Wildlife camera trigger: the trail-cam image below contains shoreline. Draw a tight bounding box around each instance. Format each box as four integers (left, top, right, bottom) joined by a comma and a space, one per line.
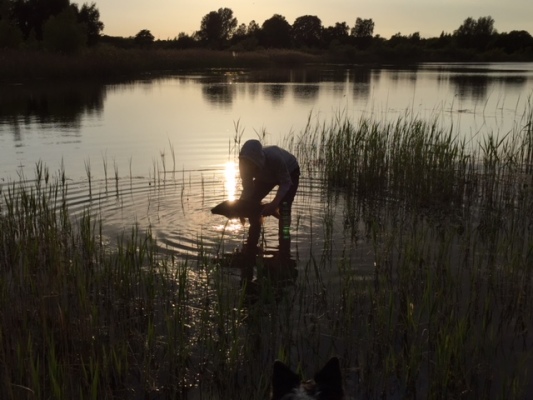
2, 46, 532, 84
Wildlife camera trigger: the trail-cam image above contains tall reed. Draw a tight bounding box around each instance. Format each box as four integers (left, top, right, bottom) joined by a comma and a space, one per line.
1, 102, 532, 399
286, 102, 533, 398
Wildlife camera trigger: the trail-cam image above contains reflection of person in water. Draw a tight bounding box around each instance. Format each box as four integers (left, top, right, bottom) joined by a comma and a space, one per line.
238, 139, 300, 257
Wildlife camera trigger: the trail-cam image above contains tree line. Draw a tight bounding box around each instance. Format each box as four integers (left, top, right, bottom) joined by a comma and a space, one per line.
1, 2, 532, 61
169, 11, 533, 61
0, 0, 103, 52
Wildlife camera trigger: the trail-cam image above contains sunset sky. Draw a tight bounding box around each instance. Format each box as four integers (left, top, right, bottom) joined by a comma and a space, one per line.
94, 0, 532, 40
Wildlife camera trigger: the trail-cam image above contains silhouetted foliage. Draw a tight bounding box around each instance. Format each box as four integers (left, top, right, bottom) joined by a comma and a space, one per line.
0, 0, 9, 19
323, 22, 350, 46
2, 3, 533, 65
351, 18, 374, 38
260, 14, 291, 48
454, 16, 496, 50
76, 2, 103, 45
292, 15, 323, 48
351, 18, 374, 49
492, 30, 533, 54
198, 7, 237, 49
0, 18, 23, 48
389, 32, 421, 48
233, 23, 247, 39
229, 20, 260, 50
43, 6, 87, 54
425, 32, 454, 50
100, 34, 134, 49
134, 29, 154, 47
247, 20, 260, 36
3, 0, 103, 48
10, 0, 70, 40
174, 32, 198, 49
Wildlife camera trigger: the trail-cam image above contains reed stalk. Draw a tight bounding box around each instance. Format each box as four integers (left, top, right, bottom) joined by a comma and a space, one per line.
1, 103, 532, 399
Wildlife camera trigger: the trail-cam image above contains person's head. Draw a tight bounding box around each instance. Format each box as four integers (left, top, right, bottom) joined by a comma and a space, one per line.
239, 139, 265, 170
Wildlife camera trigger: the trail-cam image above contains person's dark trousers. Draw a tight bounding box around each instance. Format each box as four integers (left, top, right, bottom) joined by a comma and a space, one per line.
245, 168, 300, 257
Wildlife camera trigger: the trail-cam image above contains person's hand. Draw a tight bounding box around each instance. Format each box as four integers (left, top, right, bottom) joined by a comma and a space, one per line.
261, 202, 279, 217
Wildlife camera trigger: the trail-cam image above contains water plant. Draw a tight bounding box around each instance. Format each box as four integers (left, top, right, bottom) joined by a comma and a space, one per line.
285, 102, 533, 398
1, 102, 532, 399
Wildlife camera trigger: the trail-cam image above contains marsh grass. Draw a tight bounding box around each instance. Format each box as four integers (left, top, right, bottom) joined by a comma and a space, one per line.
285, 103, 533, 398
1, 103, 533, 399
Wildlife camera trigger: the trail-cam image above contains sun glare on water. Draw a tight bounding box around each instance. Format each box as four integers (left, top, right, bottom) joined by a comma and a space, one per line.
212, 161, 243, 235
225, 161, 238, 201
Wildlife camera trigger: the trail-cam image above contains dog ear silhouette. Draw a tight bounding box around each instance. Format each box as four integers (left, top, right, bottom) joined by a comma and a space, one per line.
313, 357, 343, 399
272, 360, 301, 399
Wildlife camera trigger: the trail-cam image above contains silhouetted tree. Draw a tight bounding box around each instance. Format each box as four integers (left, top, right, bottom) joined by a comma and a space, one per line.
229, 20, 260, 50
476, 16, 496, 36
134, 29, 154, 47
10, 0, 70, 40
76, 2, 103, 45
0, 0, 9, 19
454, 16, 496, 50
0, 1, 23, 48
323, 22, 350, 46
198, 7, 237, 48
493, 30, 533, 54
0, 19, 23, 48
247, 20, 260, 36
351, 18, 374, 38
454, 17, 476, 40
351, 18, 374, 49
389, 31, 421, 46
426, 31, 453, 50
260, 14, 291, 48
6, 0, 103, 47
43, 5, 86, 53
291, 15, 323, 48
198, 10, 218, 43
388, 32, 406, 47
234, 23, 246, 38
174, 32, 197, 49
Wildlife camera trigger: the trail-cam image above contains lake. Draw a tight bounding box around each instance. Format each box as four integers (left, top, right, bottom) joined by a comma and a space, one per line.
2, 62, 533, 399
1, 62, 533, 264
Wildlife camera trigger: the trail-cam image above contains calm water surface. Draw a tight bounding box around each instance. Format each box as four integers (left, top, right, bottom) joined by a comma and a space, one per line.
1, 62, 533, 266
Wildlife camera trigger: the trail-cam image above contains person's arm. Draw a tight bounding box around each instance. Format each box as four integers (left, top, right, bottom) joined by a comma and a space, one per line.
271, 181, 290, 207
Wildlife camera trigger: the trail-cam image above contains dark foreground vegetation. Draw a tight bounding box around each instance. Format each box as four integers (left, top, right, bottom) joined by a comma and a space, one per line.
1, 104, 533, 399
0, 47, 324, 82
1, 0, 532, 82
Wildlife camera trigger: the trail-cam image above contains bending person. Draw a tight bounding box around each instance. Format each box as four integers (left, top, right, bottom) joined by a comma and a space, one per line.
238, 139, 300, 257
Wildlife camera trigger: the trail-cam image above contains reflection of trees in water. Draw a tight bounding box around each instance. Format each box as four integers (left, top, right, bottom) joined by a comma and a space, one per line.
247, 68, 322, 83
289, 69, 321, 83
245, 83, 259, 100
0, 82, 106, 132
263, 84, 286, 103
202, 84, 233, 105
383, 67, 419, 84
451, 74, 528, 101
293, 84, 320, 102
350, 68, 373, 100
201, 67, 362, 105
451, 75, 489, 101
